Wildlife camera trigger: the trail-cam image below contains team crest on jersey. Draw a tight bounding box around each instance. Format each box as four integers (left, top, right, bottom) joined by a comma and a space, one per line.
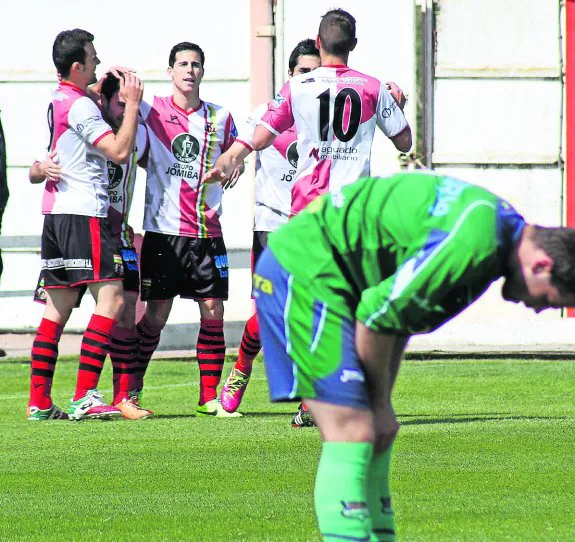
205, 121, 216, 133
107, 161, 123, 189
272, 93, 285, 107
286, 142, 299, 169
172, 133, 200, 163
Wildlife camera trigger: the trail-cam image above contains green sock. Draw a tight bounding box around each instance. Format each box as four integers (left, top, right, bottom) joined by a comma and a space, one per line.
314, 442, 374, 541
367, 447, 396, 541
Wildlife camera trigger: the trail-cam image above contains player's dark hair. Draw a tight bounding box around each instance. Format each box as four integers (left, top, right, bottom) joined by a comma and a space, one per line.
169, 42, 205, 68
318, 9, 356, 56
532, 226, 575, 294
288, 39, 320, 72
101, 72, 122, 102
52, 29, 94, 78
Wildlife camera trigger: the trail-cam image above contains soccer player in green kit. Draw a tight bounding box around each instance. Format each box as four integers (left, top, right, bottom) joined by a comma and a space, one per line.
253, 172, 575, 541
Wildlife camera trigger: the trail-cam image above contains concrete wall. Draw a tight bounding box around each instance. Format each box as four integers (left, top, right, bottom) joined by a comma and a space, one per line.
0, 1, 570, 350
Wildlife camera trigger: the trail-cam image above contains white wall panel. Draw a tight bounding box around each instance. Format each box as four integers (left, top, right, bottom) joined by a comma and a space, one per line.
433, 79, 562, 164
436, 0, 561, 76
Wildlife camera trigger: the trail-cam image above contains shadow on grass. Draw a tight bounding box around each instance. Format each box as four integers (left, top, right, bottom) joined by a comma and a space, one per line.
400, 414, 565, 426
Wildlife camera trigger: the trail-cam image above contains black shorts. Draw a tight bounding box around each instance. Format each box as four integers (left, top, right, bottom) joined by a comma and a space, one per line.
33, 243, 138, 305
140, 232, 228, 301
251, 231, 269, 274
40, 214, 123, 288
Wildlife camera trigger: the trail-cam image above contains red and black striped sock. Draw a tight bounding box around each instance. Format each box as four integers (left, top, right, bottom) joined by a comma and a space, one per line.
235, 313, 260, 375
110, 326, 138, 404
134, 315, 163, 391
29, 318, 63, 409
197, 319, 225, 405
73, 314, 115, 400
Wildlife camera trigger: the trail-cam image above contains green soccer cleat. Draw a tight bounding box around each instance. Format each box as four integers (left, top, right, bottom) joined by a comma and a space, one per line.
291, 402, 315, 428
27, 404, 68, 421
196, 398, 243, 418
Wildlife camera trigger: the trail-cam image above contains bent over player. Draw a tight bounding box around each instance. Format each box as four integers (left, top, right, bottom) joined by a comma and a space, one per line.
254, 172, 575, 540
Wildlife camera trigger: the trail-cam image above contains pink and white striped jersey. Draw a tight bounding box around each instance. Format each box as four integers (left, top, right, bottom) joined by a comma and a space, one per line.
106, 125, 148, 247
259, 66, 408, 215
240, 103, 298, 232
40, 82, 114, 217
140, 96, 237, 238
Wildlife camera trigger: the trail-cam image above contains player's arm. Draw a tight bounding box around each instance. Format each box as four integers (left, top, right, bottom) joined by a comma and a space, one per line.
95, 72, 143, 164
355, 324, 407, 451
390, 126, 412, 153
377, 82, 412, 153
29, 151, 61, 184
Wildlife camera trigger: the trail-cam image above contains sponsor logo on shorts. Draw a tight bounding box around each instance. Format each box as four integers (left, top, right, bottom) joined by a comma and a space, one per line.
41, 258, 93, 270
253, 273, 273, 295
339, 369, 365, 384
113, 254, 124, 276
214, 254, 228, 278
340, 501, 369, 521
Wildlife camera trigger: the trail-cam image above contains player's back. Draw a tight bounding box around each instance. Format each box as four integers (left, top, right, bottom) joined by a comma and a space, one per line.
268, 172, 516, 323
261, 66, 407, 215
41, 83, 112, 217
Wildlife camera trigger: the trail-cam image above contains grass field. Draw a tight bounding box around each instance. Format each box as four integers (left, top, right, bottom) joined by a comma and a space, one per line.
0, 356, 574, 541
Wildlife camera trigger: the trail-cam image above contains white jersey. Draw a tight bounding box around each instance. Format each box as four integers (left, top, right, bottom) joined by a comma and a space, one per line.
140, 96, 237, 238
106, 125, 148, 247
240, 103, 298, 232
259, 65, 408, 215
40, 82, 113, 217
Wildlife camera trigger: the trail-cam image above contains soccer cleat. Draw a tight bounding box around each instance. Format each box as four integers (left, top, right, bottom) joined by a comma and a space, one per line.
196, 398, 243, 418
128, 388, 145, 407
27, 403, 68, 421
68, 390, 122, 421
220, 367, 251, 412
291, 402, 315, 428
114, 398, 153, 420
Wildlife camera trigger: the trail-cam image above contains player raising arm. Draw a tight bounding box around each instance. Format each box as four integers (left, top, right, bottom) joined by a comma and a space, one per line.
207, 8, 411, 218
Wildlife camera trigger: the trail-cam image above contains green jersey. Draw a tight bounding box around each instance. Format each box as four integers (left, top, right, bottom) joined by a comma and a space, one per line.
268, 172, 525, 335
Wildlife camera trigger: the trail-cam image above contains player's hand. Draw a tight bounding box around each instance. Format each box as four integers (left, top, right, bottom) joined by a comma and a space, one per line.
385, 81, 407, 111
41, 151, 62, 182
202, 167, 227, 185
120, 71, 144, 106
221, 158, 245, 190
107, 65, 135, 79
372, 402, 400, 453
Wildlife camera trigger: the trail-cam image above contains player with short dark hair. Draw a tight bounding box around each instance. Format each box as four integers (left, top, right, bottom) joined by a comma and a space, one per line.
220, 39, 320, 413
33, 71, 152, 420
133, 42, 240, 417
253, 171, 575, 540
209, 8, 411, 216
27, 29, 143, 421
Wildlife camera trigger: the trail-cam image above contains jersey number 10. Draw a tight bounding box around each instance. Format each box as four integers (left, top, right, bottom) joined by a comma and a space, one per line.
317, 88, 361, 142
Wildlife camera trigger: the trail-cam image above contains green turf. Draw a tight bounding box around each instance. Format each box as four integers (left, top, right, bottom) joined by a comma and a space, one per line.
0, 357, 573, 541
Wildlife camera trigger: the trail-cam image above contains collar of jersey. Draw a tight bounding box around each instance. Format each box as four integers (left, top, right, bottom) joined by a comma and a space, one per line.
321, 64, 348, 68
59, 81, 87, 95
170, 96, 204, 115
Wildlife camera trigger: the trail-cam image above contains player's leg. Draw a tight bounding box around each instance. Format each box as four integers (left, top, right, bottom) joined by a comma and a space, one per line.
134, 232, 181, 396
255, 247, 375, 539
221, 231, 267, 412
28, 286, 78, 420
109, 246, 152, 419
186, 237, 238, 417
64, 216, 124, 420
28, 215, 77, 421
366, 336, 408, 542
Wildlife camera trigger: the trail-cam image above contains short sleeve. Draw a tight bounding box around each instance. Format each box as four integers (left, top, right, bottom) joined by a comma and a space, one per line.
375, 84, 408, 138
260, 81, 294, 136
68, 97, 113, 146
